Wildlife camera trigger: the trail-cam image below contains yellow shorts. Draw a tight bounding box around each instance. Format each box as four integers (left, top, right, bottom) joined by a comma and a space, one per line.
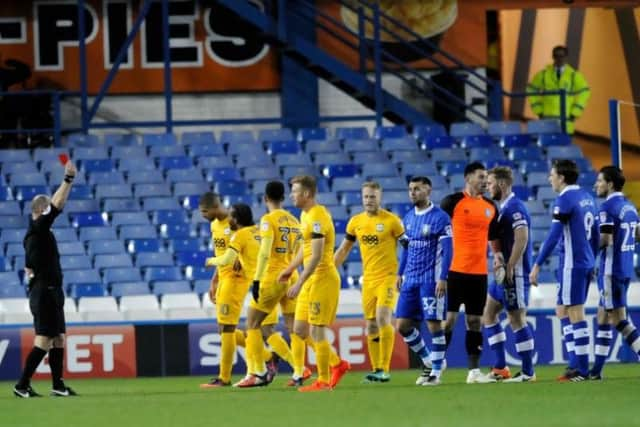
252, 272, 298, 325
216, 275, 251, 325
362, 275, 398, 319
295, 267, 340, 326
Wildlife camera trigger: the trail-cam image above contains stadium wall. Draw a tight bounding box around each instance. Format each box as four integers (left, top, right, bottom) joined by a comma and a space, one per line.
1, 309, 638, 380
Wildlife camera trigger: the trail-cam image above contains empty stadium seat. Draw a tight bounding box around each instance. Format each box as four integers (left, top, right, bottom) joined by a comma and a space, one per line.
79, 226, 117, 241
60, 255, 91, 270
305, 139, 342, 155
412, 123, 447, 141
361, 162, 398, 179
157, 156, 193, 171
175, 250, 208, 266
422, 135, 455, 150
78, 296, 124, 322
468, 147, 506, 163
500, 134, 530, 148
0, 215, 27, 229
450, 122, 485, 138
110, 145, 146, 159
214, 180, 247, 196
182, 131, 215, 146
119, 294, 165, 321
149, 144, 185, 158
185, 265, 211, 280
546, 145, 582, 160
527, 119, 562, 135
374, 125, 407, 140
71, 212, 108, 228
14, 185, 49, 201
198, 156, 234, 169
111, 211, 150, 226
335, 127, 369, 140
142, 197, 179, 211
136, 252, 174, 268
204, 167, 241, 182
111, 282, 151, 298
94, 253, 133, 270
487, 121, 522, 136
343, 138, 378, 153
127, 238, 162, 253
52, 227, 79, 242
64, 269, 102, 285
266, 140, 300, 155
119, 224, 158, 240
461, 135, 493, 149
103, 267, 142, 285
538, 133, 571, 147
187, 143, 225, 157
145, 266, 183, 282
88, 171, 126, 185
0, 298, 31, 324
102, 198, 140, 213
118, 158, 158, 172
80, 159, 115, 173
296, 127, 328, 143
73, 146, 109, 160
0, 149, 31, 163
9, 172, 47, 186
161, 292, 207, 319
134, 183, 172, 198
169, 238, 202, 253
95, 184, 133, 200
70, 283, 107, 298
87, 239, 124, 256
352, 152, 388, 165
142, 133, 177, 146
323, 164, 358, 179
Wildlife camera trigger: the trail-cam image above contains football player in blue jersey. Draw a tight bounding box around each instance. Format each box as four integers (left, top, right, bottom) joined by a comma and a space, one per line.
590, 165, 640, 379
530, 159, 599, 382
396, 176, 453, 386
480, 167, 536, 383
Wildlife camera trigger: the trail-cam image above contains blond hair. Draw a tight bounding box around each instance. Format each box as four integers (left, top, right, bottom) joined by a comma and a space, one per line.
488, 166, 513, 186
361, 181, 381, 191
290, 175, 317, 196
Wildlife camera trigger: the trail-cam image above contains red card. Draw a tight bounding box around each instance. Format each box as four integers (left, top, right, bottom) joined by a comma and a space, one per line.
58, 154, 69, 166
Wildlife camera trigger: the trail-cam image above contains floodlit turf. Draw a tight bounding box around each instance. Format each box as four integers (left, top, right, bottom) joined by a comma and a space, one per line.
1, 364, 638, 427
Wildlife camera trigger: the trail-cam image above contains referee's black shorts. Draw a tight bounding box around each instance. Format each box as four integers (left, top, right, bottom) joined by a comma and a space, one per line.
446, 271, 488, 316
28, 285, 66, 337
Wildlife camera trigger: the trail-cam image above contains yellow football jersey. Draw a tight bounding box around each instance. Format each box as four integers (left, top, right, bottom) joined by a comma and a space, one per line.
300, 204, 335, 272
211, 216, 234, 279
228, 225, 261, 281
260, 209, 302, 276
345, 209, 404, 282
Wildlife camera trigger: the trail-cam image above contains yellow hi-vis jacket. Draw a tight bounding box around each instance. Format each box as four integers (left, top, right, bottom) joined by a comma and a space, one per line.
527, 64, 591, 134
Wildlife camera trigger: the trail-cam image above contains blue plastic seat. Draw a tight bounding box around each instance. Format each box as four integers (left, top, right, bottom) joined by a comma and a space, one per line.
142, 133, 177, 146
361, 162, 398, 179
33, 148, 67, 163
296, 127, 328, 143
110, 145, 147, 159
422, 135, 455, 150
182, 131, 215, 146
487, 121, 522, 137
335, 127, 369, 140
243, 167, 279, 183
51, 227, 79, 242
281, 166, 316, 182
119, 224, 158, 240
142, 197, 179, 211
527, 172, 550, 187
447, 173, 465, 190
214, 180, 247, 196
351, 151, 387, 164
126, 238, 162, 253
118, 158, 157, 172
461, 135, 493, 149
9, 172, 46, 186
165, 169, 201, 184
173, 182, 211, 198
102, 198, 140, 213
159, 223, 192, 239
71, 212, 108, 228
72, 146, 109, 160
63, 269, 102, 285
274, 153, 312, 168
500, 134, 531, 148
538, 133, 571, 147
193, 279, 211, 295
440, 161, 467, 177
512, 185, 532, 201
95, 184, 133, 200
305, 139, 342, 155
0, 149, 31, 163
152, 209, 188, 225
169, 238, 201, 253
468, 147, 506, 163
157, 156, 193, 171
70, 283, 107, 298
14, 185, 49, 201
0, 186, 12, 201
390, 150, 429, 164
67, 133, 100, 146
4, 242, 23, 259
88, 171, 126, 185
376, 176, 406, 192
259, 128, 294, 144
106, 134, 139, 148
536, 186, 557, 203
127, 170, 164, 185
79, 226, 117, 242
134, 183, 172, 198
235, 153, 272, 169
103, 267, 142, 285
340, 191, 361, 207
187, 143, 225, 157
578, 172, 597, 187
197, 156, 234, 169
111, 282, 151, 297
450, 122, 485, 138
80, 159, 115, 173
0, 285, 26, 298
152, 280, 191, 295
266, 140, 300, 155
412, 123, 447, 142
374, 125, 407, 140
0, 227, 26, 245
219, 130, 255, 146
87, 239, 124, 256
386, 202, 412, 217
343, 138, 379, 153
94, 253, 133, 270
111, 212, 150, 226
332, 177, 362, 193
328, 204, 348, 218
149, 145, 185, 158
0, 215, 27, 228
573, 158, 593, 173
431, 147, 467, 163
381, 137, 417, 152
181, 195, 201, 210
65, 199, 100, 214
204, 167, 241, 182
519, 160, 548, 175
58, 241, 86, 255
546, 145, 582, 160
508, 146, 543, 161
227, 142, 259, 157
175, 250, 208, 266
67, 185, 93, 200
323, 164, 358, 179
136, 252, 174, 268
527, 119, 562, 135
224, 194, 255, 206
185, 266, 212, 280
399, 162, 438, 180
145, 266, 183, 282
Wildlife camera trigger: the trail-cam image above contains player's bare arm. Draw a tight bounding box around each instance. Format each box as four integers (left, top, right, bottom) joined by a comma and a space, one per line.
287, 237, 324, 298
333, 238, 354, 268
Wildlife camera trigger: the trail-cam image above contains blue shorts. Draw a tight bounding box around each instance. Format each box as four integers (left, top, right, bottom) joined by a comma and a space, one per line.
598, 275, 630, 310
488, 276, 530, 312
396, 280, 446, 321
556, 267, 592, 306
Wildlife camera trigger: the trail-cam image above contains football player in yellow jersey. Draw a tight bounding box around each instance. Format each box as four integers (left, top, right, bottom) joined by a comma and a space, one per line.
235, 181, 311, 388
334, 181, 405, 383
198, 194, 264, 388
278, 175, 351, 392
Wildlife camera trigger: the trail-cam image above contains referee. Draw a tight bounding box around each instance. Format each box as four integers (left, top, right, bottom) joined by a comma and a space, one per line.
13, 159, 77, 398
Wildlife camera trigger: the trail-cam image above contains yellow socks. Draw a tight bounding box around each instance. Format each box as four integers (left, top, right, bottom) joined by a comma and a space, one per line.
234, 329, 246, 347
267, 333, 294, 367
246, 329, 265, 375
379, 325, 395, 373
220, 332, 236, 382
367, 334, 381, 371
314, 340, 331, 383
291, 333, 306, 378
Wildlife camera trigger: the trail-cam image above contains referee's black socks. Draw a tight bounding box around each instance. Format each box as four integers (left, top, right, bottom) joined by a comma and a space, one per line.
49, 347, 65, 389
17, 347, 47, 389
465, 331, 483, 369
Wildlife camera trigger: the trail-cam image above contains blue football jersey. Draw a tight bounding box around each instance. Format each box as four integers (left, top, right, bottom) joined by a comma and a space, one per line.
552, 185, 598, 269
599, 192, 639, 279
499, 193, 533, 278
402, 204, 452, 285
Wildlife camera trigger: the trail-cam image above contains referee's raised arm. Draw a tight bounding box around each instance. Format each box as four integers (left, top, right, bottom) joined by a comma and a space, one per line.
50, 160, 77, 210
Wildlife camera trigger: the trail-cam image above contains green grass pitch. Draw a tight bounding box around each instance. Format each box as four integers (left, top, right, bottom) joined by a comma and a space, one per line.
1, 364, 638, 427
